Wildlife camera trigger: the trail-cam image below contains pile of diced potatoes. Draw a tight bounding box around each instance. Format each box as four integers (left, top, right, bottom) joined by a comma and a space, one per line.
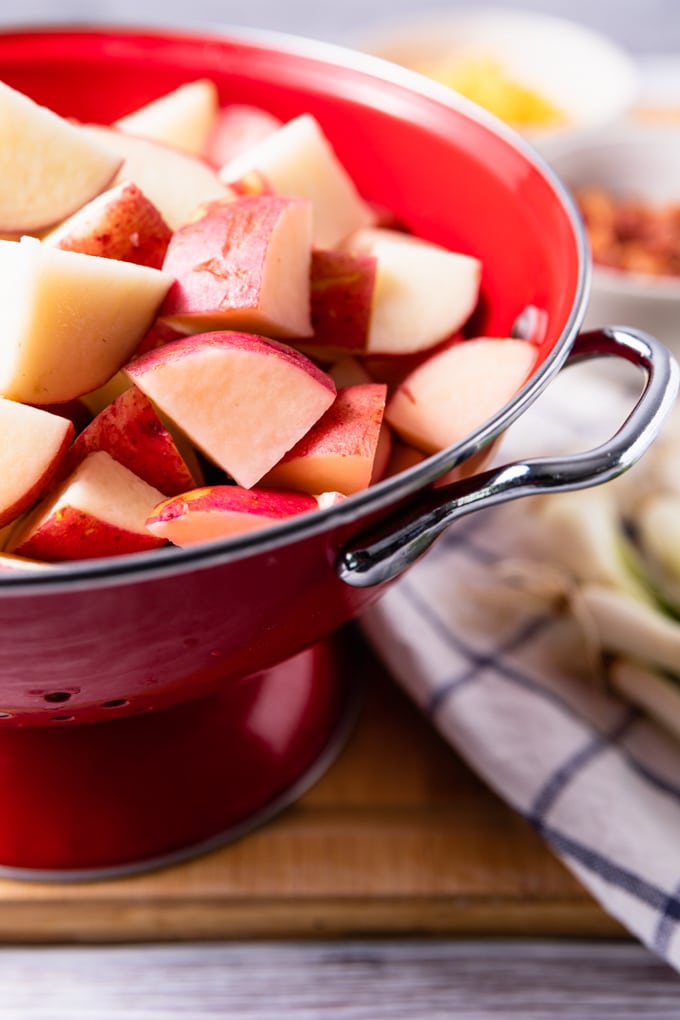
0, 78, 539, 568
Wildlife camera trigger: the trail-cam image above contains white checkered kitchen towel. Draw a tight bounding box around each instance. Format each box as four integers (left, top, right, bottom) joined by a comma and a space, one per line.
361, 358, 680, 971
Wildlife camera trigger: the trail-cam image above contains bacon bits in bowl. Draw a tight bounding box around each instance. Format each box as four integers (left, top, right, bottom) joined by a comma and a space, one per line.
542, 124, 680, 356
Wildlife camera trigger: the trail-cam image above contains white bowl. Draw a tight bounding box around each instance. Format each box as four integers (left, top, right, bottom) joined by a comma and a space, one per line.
360, 7, 639, 141
542, 124, 680, 357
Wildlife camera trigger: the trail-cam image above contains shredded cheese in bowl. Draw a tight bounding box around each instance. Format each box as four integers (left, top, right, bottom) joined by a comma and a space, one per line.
416, 54, 566, 130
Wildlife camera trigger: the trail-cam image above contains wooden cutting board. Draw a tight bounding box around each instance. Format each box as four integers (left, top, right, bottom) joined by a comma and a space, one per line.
0, 631, 623, 943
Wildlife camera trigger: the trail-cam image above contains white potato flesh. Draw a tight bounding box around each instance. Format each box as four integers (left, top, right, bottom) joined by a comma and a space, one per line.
344, 227, 482, 354
114, 79, 219, 156
0, 81, 122, 233
220, 113, 375, 247
83, 125, 229, 230
0, 237, 172, 404
386, 337, 537, 453
0, 399, 73, 525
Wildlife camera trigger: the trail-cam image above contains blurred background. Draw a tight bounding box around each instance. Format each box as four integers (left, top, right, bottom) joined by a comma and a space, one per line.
2, 0, 679, 54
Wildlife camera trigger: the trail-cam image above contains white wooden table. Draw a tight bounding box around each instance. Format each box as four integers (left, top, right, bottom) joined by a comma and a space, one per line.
0, 941, 677, 1018
0, 2, 679, 1013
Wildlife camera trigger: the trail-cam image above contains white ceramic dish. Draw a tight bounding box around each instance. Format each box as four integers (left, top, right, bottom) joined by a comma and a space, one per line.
542, 123, 680, 357
360, 7, 639, 141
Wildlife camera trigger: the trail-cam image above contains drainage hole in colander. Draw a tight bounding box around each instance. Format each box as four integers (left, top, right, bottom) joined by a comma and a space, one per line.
102, 699, 129, 709
44, 691, 71, 703
0, 712, 12, 719
50, 715, 74, 722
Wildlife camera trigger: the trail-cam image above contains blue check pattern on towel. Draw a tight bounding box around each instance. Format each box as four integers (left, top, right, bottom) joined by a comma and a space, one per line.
361, 361, 680, 973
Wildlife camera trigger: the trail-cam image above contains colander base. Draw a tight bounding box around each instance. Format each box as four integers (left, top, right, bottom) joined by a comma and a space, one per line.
0, 632, 360, 880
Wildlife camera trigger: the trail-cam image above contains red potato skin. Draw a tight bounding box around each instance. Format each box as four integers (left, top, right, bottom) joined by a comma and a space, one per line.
124, 330, 336, 489
126, 329, 336, 397
277, 384, 386, 460
51, 182, 172, 269
304, 249, 376, 353
10, 507, 167, 562
150, 485, 318, 524
160, 194, 308, 323
147, 485, 321, 543
262, 383, 387, 495
54, 386, 198, 496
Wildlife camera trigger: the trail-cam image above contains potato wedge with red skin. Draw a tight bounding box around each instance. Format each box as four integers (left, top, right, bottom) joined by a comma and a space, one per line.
6, 451, 168, 562
262, 384, 387, 495
0, 80, 122, 233
385, 337, 537, 454
160, 194, 313, 339
83, 125, 229, 230
114, 79, 219, 156
0, 399, 74, 528
301, 249, 377, 356
341, 227, 482, 355
0, 237, 172, 405
54, 386, 201, 497
146, 485, 330, 545
219, 113, 375, 247
43, 181, 172, 269
124, 331, 336, 489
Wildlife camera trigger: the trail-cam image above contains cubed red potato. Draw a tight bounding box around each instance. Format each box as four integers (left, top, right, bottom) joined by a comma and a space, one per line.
6, 451, 168, 562
304, 249, 377, 354
385, 337, 538, 454
341, 227, 481, 354
146, 484, 326, 545
204, 104, 283, 167
0, 81, 122, 233
219, 113, 375, 247
262, 384, 387, 495
0, 399, 74, 527
160, 194, 313, 339
0, 77, 545, 572
124, 331, 336, 489
55, 386, 202, 497
114, 79, 219, 156
43, 181, 172, 269
83, 125, 229, 230
0, 237, 172, 405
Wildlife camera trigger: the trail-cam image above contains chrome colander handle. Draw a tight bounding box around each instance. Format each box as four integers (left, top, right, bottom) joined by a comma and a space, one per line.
337, 327, 679, 588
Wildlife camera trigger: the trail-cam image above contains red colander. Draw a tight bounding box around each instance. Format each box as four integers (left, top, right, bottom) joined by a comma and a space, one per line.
0, 25, 675, 878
